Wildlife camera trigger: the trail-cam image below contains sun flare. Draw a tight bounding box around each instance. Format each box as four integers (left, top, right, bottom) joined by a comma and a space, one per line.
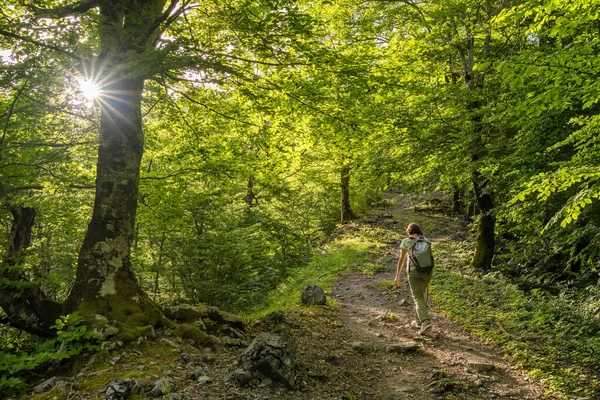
78, 79, 100, 99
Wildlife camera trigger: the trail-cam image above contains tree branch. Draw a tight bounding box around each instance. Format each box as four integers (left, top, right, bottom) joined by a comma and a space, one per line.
25, 0, 98, 18
0, 29, 81, 61
0, 80, 27, 148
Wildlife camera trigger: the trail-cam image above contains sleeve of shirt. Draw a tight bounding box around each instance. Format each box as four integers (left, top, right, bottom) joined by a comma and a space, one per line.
400, 238, 412, 251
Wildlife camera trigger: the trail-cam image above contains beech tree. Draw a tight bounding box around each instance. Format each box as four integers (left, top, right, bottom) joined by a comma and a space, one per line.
0, 0, 313, 336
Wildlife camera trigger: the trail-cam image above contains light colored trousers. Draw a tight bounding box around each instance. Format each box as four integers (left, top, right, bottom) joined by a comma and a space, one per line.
408, 269, 431, 323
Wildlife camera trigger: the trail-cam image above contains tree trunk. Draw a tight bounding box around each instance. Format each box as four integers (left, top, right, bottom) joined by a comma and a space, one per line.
340, 165, 356, 223
0, 204, 63, 336
471, 168, 495, 271
64, 77, 162, 327
451, 186, 462, 215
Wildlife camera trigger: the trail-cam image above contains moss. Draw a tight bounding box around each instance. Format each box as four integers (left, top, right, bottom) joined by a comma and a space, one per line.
76, 269, 163, 334
171, 324, 220, 348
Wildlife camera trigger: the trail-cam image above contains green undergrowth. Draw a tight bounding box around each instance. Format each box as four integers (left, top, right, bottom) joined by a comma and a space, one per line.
0, 312, 101, 398
431, 240, 600, 399
248, 223, 395, 318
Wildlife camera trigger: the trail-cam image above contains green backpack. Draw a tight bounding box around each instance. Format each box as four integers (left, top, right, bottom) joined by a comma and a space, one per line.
408, 237, 434, 274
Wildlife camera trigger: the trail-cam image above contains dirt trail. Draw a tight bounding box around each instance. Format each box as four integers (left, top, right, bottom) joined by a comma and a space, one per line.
28, 194, 547, 400
276, 194, 545, 400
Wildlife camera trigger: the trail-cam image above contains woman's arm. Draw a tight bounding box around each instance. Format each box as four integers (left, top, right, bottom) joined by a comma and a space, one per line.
394, 248, 407, 286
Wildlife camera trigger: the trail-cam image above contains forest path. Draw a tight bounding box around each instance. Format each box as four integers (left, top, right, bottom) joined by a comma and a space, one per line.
26, 193, 549, 400
279, 192, 546, 400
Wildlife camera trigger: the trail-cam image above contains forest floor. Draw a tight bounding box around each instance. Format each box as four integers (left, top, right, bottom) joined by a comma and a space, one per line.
27, 193, 548, 400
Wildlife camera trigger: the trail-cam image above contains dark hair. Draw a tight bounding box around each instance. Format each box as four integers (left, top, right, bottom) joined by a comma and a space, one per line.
406, 223, 423, 236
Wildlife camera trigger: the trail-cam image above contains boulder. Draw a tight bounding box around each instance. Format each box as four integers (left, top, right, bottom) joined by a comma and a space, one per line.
300, 284, 327, 306
236, 333, 302, 389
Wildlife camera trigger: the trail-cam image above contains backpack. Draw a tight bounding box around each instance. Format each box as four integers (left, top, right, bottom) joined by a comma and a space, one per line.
408, 237, 434, 274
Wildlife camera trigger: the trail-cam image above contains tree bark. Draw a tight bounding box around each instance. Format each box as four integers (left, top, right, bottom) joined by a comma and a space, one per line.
471, 167, 495, 271
451, 186, 462, 215
63, 76, 162, 326
340, 165, 357, 223
0, 203, 63, 336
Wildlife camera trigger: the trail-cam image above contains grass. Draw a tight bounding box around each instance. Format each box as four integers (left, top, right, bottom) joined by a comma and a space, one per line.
431, 240, 600, 399
247, 224, 393, 319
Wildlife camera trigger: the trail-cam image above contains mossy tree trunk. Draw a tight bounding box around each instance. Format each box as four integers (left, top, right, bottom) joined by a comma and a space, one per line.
63, 76, 162, 325
63, 0, 170, 327
340, 165, 357, 223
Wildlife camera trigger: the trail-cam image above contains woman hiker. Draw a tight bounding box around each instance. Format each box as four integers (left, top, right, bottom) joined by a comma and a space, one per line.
394, 222, 433, 335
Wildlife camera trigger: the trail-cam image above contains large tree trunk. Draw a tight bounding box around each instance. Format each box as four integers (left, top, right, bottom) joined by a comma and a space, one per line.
471, 167, 495, 271
0, 203, 63, 336
340, 165, 357, 223
64, 77, 162, 327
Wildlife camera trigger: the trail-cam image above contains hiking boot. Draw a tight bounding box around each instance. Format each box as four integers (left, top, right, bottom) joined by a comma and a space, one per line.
418, 320, 432, 335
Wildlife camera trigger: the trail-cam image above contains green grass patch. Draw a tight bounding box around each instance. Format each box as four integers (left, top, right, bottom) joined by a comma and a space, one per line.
248, 226, 387, 318
431, 240, 600, 399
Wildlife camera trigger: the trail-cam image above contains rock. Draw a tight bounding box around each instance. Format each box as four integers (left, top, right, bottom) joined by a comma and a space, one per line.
140, 325, 157, 339
398, 298, 408, 306
105, 378, 138, 400
197, 375, 212, 384
468, 362, 496, 373
165, 304, 205, 323
300, 284, 327, 306
230, 368, 253, 387
385, 342, 419, 354
236, 333, 302, 389
351, 341, 375, 354
147, 378, 170, 397
263, 310, 285, 325
95, 325, 120, 339
34, 377, 60, 394
110, 356, 122, 364
203, 306, 245, 331
191, 368, 204, 380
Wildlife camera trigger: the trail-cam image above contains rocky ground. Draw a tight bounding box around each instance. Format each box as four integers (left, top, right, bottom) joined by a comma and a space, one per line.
25, 194, 547, 400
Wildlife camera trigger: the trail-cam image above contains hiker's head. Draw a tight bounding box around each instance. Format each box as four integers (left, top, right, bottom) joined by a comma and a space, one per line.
406, 223, 423, 236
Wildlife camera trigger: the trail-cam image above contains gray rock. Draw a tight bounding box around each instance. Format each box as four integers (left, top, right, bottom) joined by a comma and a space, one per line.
197, 375, 212, 384
147, 378, 170, 397
136, 365, 147, 371
300, 284, 327, 306
190, 367, 207, 380
230, 368, 253, 387
110, 356, 122, 364
34, 377, 60, 394
385, 342, 419, 354
105, 378, 138, 400
237, 333, 302, 389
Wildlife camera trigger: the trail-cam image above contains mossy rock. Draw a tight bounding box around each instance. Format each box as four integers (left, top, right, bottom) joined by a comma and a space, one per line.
172, 323, 221, 348
164, 304, 244, 331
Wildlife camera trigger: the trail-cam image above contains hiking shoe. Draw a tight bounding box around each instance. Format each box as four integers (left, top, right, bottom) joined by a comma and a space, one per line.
418, 320, 432, 335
